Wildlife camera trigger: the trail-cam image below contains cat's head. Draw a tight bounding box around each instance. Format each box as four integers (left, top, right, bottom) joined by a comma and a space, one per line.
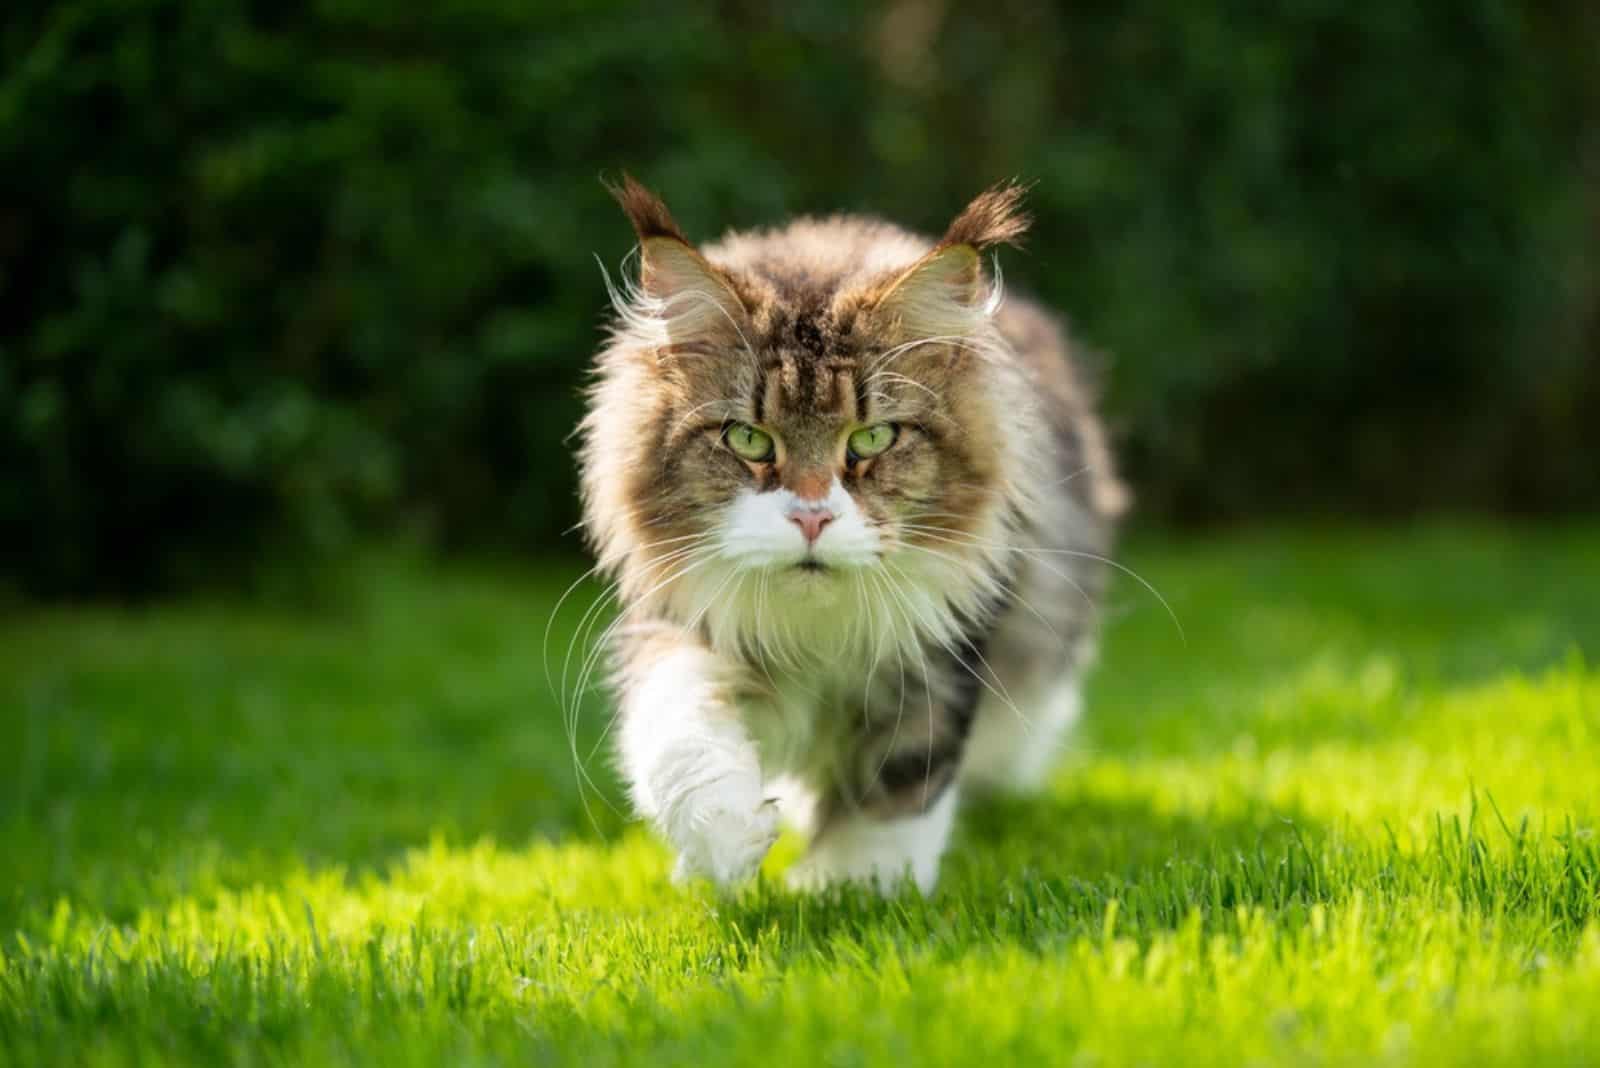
581, 177, 1038, 659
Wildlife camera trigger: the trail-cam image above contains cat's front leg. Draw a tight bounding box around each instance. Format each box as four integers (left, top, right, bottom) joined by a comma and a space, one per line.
615, 629, 777, 886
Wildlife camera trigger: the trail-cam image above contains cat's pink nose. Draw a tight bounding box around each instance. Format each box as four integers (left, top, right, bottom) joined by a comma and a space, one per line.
788, 508, 834, 545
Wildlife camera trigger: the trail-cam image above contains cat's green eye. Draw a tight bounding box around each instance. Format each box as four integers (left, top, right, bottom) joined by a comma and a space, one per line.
724, 423, 775, 462
847, 423, 898, 460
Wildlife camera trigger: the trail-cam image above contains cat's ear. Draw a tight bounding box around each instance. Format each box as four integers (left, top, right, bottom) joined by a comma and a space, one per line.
873, 182, 1031, 335
609, 174, 747, 338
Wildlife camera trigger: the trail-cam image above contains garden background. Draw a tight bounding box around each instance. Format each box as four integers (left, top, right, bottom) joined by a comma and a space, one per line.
4, 4, 1600, 1066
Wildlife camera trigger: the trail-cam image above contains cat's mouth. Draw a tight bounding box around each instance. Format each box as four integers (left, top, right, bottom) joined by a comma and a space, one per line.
792, 559, 828, 573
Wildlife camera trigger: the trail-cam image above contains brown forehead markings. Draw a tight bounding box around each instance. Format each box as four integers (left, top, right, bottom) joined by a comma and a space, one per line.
757, 355, 864, 421
813, 358, 860, 419
810, 361, 834, 411
779, 355, 801, 410
792, 316, 825, 356
754, 357, 787, 423
833, 368, 858, 422
749, 305, 874, 421
790, 312, 827, 405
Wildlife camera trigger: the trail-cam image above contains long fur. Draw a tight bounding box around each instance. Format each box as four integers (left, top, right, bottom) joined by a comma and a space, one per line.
576, 178, 1125, 893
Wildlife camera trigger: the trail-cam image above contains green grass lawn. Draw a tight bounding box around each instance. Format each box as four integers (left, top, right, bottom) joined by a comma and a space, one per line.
3, 524, 1599, 1066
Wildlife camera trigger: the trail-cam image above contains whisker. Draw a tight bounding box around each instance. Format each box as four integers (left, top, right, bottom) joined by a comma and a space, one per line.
543, 532, 711, 699
543, 561, 611, 696
882, 558, 1028, 728
670, 397, 745, 438
894, 540, 1063, 642
560, 545, 719, 824
894, 522, 1182, 643
896, 524, 1103, 631
865, 568, 921, 793
582, 563, 734, 768
682, 561, 745, 636
863, 334, 991, 376
858, 369, 940, 405
751, 568, 785, 692
559, 539, 711, 711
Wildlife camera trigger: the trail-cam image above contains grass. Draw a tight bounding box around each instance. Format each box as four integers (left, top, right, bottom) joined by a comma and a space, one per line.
3, 522, 1599, 1066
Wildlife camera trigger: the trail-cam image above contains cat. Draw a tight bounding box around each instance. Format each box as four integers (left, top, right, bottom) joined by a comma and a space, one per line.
577, 176, 1126, 893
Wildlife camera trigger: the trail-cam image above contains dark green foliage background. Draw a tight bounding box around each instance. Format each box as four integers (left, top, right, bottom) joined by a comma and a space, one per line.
3, 1, 1596, 593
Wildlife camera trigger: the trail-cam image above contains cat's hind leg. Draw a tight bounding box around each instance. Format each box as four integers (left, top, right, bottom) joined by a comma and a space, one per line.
786, 787, 958, 895
787, 717, 968, 894
959, 671, 1082, 793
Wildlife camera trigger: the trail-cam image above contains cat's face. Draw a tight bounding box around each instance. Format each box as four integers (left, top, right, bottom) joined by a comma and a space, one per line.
582, 179, 1032, 655
654, 319, 989, 585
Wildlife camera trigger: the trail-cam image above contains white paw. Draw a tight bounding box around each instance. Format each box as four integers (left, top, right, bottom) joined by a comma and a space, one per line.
670, 793, 780, 887
785, 849, 924, 896
786, 789, 958, 895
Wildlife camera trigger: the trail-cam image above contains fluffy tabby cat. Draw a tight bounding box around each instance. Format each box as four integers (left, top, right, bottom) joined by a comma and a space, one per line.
578, 176, 1126, 892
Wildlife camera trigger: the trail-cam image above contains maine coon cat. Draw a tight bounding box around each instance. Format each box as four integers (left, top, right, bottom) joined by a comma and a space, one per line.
578, 177, 1126, 892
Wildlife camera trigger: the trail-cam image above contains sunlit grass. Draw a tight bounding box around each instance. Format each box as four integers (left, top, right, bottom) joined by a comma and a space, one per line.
3, 523, 1598, 1066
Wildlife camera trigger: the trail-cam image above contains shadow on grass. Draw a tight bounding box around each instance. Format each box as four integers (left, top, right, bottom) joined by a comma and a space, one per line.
716, 794, 1336, 955
719, 786, 1600, 959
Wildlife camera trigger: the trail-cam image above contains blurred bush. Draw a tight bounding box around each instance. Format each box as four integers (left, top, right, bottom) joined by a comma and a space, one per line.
2, 0, 1596, 594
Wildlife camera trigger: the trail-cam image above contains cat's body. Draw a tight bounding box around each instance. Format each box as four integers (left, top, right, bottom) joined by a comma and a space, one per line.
579, 179, 1124, 892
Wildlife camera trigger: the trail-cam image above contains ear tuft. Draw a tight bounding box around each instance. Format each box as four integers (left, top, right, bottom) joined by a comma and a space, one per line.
870, 182, 1032, 331
607, 172, 689, 244
939, 180, 1032, 251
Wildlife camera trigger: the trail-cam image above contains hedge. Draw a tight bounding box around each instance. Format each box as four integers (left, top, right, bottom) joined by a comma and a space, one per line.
3, 1, 1595, 593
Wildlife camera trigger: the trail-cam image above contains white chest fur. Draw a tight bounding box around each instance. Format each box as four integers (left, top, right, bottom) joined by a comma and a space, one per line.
744, 668, 841, 779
